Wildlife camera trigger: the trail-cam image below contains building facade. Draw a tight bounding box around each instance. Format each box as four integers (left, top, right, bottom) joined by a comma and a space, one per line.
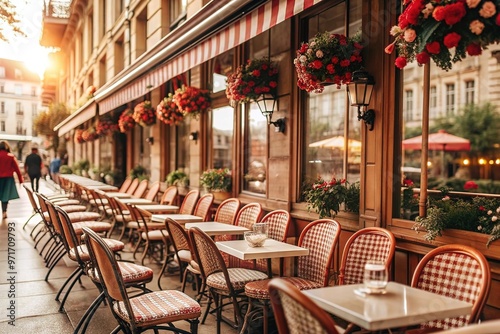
0, 58, 42, 161
40, 0, 500, 319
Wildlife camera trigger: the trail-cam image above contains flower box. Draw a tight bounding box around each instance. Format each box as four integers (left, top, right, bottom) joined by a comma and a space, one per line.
432, 229, 500, 261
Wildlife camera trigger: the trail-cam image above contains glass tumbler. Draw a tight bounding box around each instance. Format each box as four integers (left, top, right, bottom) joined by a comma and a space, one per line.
363, 260, 388, 293
253, 223, 268, 237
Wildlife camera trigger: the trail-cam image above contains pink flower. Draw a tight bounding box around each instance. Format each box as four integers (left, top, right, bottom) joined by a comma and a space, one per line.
403, 28, 417, 42
316, 50, 324, 58
479, 1, 496, 18
384, 43, 395, 54
466, 0, 481, 8
469, 20, 485, 35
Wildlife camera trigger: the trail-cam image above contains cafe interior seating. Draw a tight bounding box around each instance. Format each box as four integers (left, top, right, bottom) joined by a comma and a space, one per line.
189, 226, 268, 334
406, 244, 491, 333
268, 278, 343, 334
82, 227, 201, 334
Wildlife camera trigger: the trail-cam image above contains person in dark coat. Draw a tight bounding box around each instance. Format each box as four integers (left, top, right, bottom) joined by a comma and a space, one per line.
24, 146, 42, 192
0, 141, 24, 219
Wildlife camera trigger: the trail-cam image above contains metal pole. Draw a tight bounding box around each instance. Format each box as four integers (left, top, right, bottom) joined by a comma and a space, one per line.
419, 64, 430, 217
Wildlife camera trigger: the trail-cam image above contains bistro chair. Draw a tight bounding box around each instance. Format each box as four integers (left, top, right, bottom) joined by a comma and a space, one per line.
161, 218, 202, 294
133, 179, 150, 198
142, 181, 161, 201
127, 203, 167, 265
82, 226, 201, 334
230, 202, 263, 268
193, 193, 214, 221
118, 176, 133, 193
50, 204, 125, 313
268, 278, 343, 334
213, 198, 241, 265
243, 218, 341, 334
338, 227, 396, 285
337, 227, 396, 334
189, 227, 268, 334
160, 185, 178, 205
179, 189, 200, 214
125, 178, 140, 195
406, 244, 491, 333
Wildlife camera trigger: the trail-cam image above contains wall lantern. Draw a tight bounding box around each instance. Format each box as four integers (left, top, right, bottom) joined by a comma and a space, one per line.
346, 70, 375, 131
189, 131, 199, 143
255, 94, 285, 133
145, 136, 154, 145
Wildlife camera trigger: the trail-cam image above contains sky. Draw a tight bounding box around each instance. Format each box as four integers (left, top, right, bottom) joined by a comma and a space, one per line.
0, 0, 51, 78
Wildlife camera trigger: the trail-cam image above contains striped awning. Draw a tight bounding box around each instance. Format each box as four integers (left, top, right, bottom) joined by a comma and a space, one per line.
98, 0, 322, 114
55, 100, 97, 136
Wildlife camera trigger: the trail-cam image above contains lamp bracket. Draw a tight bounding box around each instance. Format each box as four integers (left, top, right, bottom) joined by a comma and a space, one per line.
358, 108, 375, 131
270, 118, 286, 133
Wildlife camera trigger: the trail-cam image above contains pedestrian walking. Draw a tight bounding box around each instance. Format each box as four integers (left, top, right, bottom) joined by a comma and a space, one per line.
50, 155, 62, 184
25, 146, 43, 192
0, 140, 24, 219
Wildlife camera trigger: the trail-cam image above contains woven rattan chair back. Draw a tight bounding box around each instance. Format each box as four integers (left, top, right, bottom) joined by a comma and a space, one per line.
193, 193, 214, 221
214, 198, 240, 225
160, 186, 178, 205
338, 227, 396, 285
411, 244, 491, 330
143, 181, 160, 201
118, 177, 133, 193
295, 219, 341, 286
125, 178, 140, 195
179, 189, 200, 214
268, 278, 341, 334
133, 179, 149, 198
234, 202, 263, 230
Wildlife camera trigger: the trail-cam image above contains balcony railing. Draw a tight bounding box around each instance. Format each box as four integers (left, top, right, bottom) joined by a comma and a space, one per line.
43, 0, 71, 19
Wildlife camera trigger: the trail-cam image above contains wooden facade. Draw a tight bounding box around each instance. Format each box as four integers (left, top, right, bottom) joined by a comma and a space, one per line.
42, 0, 500, 320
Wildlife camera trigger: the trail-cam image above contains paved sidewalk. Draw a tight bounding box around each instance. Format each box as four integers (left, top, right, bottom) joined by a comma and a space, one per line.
0, 179, 237, 334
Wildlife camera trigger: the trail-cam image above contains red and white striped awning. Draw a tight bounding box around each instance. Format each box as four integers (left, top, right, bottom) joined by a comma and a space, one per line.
99, 0, 323, 114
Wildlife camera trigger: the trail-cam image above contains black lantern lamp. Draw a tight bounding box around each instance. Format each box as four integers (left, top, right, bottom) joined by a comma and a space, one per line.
346, 70, 375, 131
255, 94, 285, 133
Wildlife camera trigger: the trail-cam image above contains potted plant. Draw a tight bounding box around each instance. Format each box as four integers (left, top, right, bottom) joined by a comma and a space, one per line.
200, 168, 232, 200
302, 176, 349, 218
118, 108, 136, 133
129, 165, 149, 180
133, 100, 156, 127
385, 0, 500, 70
225, 56, 279, 106
156, 93, 184, 125
172, 85, 211, 118
166, 169, 189, 187
413, 188, 500, 247
294, 31, 363, 93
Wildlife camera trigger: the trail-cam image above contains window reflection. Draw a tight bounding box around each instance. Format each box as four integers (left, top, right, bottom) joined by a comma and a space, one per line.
212, 106, 233, 169
244, 104, 267, 194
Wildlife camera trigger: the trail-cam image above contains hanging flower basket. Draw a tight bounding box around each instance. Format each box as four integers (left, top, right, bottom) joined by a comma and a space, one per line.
118, 108, 136, 133
386, 0, 500, 70
173, 85, 211, 118
294, 32, 363, 93
96, 116, 119, 137
133, 100, 156, 127
74, 129, 85, 144
156, 93, 184, 125
226, 57, 279, 105
81, 126, 99, 142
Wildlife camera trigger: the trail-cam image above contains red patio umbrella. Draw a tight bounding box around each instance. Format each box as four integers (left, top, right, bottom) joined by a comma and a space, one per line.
402, 129, 470, 151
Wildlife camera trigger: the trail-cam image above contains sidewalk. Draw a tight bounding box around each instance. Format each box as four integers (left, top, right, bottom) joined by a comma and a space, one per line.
0, 179, 232, 333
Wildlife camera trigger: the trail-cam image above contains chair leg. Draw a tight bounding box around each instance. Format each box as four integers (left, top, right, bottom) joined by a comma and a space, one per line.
58, 269, 84, 312
55, 267, 81, 301
44, 249, 67, 281
22, 212, 38, 230
74, 292, 105, 334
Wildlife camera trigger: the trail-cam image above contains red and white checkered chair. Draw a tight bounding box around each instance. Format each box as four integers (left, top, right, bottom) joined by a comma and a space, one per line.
439, 319, 500, 333
243, 219, 341, 334
406, 244, 491, 333
83, 227, 201, 334
337, 227, 396, 286
230, 202, 263, 268
268, 278, 343, 334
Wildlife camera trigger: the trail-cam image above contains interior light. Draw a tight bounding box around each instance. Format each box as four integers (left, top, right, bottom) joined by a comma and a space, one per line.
462, 159, 470, 165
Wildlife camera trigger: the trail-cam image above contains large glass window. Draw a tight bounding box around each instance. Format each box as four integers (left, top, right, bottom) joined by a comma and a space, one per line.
464, 80, 475, 105
211, 106, 233, 169
445, 83, 455, 115
302, 0, 362, 189
244, 104, 267, 194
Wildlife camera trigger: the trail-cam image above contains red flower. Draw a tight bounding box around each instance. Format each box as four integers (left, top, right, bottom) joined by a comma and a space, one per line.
416, 51, 430, 64
464, 180, 479, 190
132, 101, 156, 127
311, 60, 323, 69
173, 86, 211, 117
157, 94, 184, 126
426, 41, 441, 54
395, 56, 407, 69
443, 32, 461, 48
466, 43, 482, 56
340, 59, 351, 67
442, 2, 466, 26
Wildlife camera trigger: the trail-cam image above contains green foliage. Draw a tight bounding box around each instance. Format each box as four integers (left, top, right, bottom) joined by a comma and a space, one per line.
72, 159, 90, 175
303, 176, 349, 218
59, 165, 72, 174
200, 168, 232, 191
344, 181, 360, 213
129, 165, 148, 180
166, 169, 188, 186
413, 189, 500, 247
33, 103, 71, 154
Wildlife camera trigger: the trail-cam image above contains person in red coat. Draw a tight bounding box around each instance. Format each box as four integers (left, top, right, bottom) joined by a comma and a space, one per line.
0, 141, 24, 219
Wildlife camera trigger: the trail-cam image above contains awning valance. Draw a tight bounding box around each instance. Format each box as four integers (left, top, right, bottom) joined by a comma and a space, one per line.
55, 100, 97, 136
98, 0, 322, 114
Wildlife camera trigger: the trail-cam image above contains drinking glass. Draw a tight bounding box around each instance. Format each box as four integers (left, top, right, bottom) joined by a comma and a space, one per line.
363, 260, 388, 293
253, 223, 268, 237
